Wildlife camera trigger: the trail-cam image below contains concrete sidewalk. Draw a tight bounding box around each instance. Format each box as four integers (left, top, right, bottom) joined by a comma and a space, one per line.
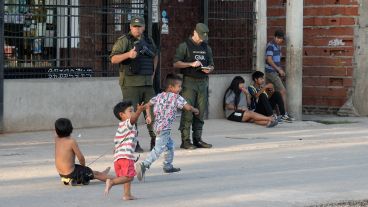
1, 116, 368, 207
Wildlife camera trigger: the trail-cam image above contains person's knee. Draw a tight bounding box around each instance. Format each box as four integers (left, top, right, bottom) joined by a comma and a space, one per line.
153, 143, 165, 154
242, 112, 251, 122
259, 93, 268, 100
273, 91, 282, 98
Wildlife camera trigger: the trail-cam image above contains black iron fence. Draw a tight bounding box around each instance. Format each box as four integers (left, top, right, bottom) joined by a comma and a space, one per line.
208, 0, 254, 74
2, 0, 255, 79
3, 0, 145, 79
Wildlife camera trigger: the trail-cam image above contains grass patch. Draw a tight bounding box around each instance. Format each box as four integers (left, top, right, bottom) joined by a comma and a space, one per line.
313, 120, 358, 125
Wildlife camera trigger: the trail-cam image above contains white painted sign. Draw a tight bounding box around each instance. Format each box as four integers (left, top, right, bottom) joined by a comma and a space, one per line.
152, 0, 159, 23
328, 39, 345, 47
161, 23, 169, 34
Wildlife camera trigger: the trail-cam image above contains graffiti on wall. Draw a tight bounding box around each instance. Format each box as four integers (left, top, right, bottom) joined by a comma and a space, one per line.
328, 39, 345, 47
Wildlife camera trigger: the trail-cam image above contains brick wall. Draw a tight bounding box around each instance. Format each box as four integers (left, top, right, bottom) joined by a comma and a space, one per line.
267, 0, 359, 114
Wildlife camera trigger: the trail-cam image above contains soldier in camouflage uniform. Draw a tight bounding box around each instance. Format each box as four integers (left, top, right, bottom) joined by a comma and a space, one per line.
110, 16, 158, 152
173, 23, 213, 150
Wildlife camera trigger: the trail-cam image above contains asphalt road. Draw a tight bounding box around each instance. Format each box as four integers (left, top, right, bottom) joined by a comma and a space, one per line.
1, 117, 368, 207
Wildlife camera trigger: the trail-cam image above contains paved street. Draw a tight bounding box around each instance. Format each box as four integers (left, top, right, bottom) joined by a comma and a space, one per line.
1, 116, 368, 207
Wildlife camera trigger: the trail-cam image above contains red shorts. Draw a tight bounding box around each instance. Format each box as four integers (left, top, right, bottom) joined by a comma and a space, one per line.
114, 158, 136, 178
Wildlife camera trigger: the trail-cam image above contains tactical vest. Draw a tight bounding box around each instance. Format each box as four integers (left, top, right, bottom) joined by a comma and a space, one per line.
123, 34, 155, 76
181, 38, 209, 78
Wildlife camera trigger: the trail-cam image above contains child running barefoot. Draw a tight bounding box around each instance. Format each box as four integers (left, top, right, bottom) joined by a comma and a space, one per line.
104, 101, 147, 200
135, 74, 199, 181
54, 118, 111, 185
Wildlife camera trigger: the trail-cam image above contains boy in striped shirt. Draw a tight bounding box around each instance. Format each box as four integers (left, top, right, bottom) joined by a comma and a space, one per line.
104, 101, 149, 200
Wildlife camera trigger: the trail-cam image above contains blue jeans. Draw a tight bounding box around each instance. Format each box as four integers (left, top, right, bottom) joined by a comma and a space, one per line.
143, 130, 174, 170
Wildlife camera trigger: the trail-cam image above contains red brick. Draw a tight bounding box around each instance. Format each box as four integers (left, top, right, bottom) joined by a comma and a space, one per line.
343, 77, 353, 87
303, 47, 354, 57
305, 0, 359, 6
304, 27, 354, 37
303, 67, 353, 76
304, 6, 359, 16
304, 17, 356, 27
303, 36, 354, 46
303, 77, 353, 87
303, 57, 353, 67
267, 7, 286, 17
303, 87, 348, 98
268, 19, 286, 27
267, 0, 286, 6
303, 97, 346, 107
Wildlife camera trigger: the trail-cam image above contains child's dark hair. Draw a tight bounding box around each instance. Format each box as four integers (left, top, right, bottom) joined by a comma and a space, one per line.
252, 71, 264, 81
274, 30, 285, 39
55, 118, 73, 138
113, 101, 133, 121
165, 73, 182, 89
223, 76, 245, 110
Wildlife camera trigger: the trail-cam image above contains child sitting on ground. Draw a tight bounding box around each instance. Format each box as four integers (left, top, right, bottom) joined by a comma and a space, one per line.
135, 74, 199, 181
104, 101, 148, 200
54, 118, 110, 185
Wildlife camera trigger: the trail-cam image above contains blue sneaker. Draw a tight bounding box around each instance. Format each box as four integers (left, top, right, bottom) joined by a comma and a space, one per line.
267, 119, 278, 128
163, 167, 181, 173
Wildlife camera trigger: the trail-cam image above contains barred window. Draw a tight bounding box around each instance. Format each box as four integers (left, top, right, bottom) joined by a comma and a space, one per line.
3, 0, 145, 79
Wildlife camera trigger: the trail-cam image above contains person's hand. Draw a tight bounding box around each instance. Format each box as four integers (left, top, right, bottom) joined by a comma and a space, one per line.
201, 65, 214, 74
277, 67, 286, 77
202, 69, 211, 74
145, 116, 152, 125
191, 61, 202, 67
240, 87, 248, 94
136, 102, 145, 112
192, 107, 199, 115
129, 47, 138, 59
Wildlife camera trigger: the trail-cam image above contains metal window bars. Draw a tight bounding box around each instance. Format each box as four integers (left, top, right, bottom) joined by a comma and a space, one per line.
2, 0, 144, 79
208, 0, 254, 74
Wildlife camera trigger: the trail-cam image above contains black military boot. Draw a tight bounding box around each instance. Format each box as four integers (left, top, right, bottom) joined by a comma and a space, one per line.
193, 130, 212, 148
147, 123, 157, 150
180, 129, 196, 150
135, 141, 144, 153
150, 137, 156, 151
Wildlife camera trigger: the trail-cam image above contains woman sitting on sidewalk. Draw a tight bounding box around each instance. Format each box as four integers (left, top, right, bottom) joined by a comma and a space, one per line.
223, 76, 278, 128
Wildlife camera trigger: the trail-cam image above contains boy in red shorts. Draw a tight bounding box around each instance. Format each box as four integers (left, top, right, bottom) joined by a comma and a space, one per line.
104, 101, 149, 200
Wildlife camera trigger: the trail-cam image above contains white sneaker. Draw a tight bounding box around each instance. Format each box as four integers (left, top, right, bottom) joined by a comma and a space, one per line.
135, 162, 146, 182
281, 114, 293, 123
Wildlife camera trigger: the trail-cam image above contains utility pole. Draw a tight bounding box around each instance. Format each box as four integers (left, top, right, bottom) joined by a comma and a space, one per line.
255, 0, 267, 72
286, 0, 303, 120
204, 0, 208, 26
0, 0, 4, 132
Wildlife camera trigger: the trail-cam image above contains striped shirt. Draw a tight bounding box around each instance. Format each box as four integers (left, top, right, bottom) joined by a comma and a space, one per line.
265, 40, 282, 73
113, 119, 137, 162
248, 84, 268, 111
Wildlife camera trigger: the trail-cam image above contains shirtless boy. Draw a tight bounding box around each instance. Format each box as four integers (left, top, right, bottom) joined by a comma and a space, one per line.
54, 118, 110, 185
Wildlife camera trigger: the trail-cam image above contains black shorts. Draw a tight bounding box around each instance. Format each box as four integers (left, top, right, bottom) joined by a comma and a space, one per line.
227, 110, 245, 122
59, 164, 94, 185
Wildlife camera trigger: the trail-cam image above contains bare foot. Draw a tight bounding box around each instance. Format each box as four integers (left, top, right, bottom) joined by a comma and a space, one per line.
123, 195, 137, 200
102, 167, 111, 175
104, 179, 113, 196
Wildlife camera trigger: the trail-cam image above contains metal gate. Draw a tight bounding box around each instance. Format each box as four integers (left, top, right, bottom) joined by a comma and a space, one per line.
3, 0, 145, 79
